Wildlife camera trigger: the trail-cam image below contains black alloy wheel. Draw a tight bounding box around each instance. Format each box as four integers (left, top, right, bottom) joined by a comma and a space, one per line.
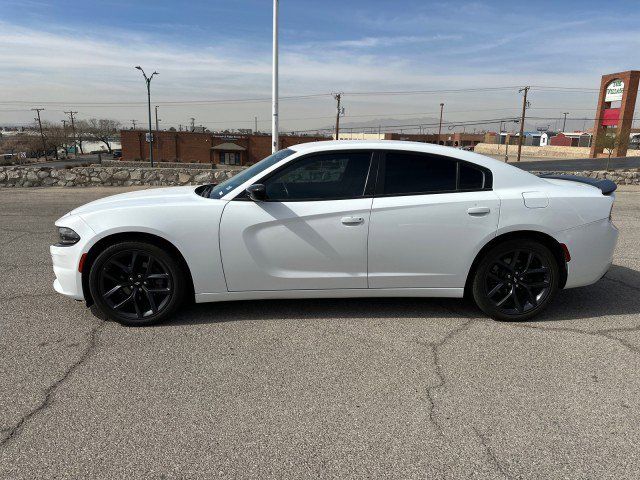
472, 240, 559, 321
89, 242, 186, 326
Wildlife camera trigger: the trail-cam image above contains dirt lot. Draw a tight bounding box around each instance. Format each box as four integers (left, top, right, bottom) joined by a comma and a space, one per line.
1, 186, 639, 479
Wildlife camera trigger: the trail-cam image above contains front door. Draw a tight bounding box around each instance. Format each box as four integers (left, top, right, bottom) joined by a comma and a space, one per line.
220, 151, 375, 291
368, 151, 500, 289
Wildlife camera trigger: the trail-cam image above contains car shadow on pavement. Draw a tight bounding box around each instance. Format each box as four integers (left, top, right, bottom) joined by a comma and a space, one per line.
533, 264, 640, 323
170, 296, 472, 326
166, 264, 640, 327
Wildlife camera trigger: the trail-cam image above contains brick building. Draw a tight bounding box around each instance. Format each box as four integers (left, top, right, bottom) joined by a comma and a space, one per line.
120, 131, 328, 166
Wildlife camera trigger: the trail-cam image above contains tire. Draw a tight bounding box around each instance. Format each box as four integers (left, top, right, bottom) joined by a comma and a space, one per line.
472, 239, 559, 322
88, 241, 186, 326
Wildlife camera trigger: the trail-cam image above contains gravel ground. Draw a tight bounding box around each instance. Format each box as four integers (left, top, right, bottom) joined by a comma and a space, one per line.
1, 186, 639, 479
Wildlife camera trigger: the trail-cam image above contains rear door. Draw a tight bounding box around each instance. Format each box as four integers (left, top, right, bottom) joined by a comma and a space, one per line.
220, 150, 376, 291
368, 151, 500, 289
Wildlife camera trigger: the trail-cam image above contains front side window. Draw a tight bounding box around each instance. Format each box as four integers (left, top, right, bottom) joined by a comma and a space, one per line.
209, 148, 294, 198
264, 152, 372, 201
383, 152, 457, 195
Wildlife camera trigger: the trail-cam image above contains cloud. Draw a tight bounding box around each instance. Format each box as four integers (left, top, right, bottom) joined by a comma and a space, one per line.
309, 34, 463, 49
0, 7, 638, 131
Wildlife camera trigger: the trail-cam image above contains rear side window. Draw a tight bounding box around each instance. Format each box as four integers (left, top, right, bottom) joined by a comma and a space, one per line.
458, 163, 486, 190
380, 151, 491, 196
382, 152, 457, 195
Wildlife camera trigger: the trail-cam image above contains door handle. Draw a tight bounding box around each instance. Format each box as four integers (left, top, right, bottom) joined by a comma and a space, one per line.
341, 216, 365, 225
467, 206, 491, 216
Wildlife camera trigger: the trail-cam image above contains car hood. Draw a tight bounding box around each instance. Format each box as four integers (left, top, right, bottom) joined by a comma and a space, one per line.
68, 186, 213, 217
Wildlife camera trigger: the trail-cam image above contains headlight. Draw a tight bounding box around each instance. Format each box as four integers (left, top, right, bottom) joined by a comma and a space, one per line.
56, 226, 80, 246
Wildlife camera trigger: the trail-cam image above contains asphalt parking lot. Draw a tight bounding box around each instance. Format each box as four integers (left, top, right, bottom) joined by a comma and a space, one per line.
1, 186, 639, 479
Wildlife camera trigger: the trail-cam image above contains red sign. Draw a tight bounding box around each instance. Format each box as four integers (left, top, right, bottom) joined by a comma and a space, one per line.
601, 108, 620, 126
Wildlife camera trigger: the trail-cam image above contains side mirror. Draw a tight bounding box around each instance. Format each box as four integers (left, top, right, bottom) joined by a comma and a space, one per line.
246, 183, 266, 201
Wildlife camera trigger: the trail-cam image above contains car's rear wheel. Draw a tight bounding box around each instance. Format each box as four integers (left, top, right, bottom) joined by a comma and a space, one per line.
472, 240, 559, 321
89, 241, 185, 326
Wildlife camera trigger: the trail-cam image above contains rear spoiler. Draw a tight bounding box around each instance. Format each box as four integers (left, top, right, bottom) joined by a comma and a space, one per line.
539, 174, 617, 195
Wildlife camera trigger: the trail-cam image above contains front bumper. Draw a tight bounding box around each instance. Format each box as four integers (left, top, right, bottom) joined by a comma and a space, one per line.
50, 215, 96, 301
557, 218, 619, 289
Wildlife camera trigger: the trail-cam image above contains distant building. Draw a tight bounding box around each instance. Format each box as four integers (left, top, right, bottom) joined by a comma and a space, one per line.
120, 131, 328, 165
333, 131, 484, 148
540, 132, 558, 146
550, 132, 592, 147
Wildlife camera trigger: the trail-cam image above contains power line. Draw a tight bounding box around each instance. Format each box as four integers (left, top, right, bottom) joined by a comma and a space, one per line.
0, 84, 603, 108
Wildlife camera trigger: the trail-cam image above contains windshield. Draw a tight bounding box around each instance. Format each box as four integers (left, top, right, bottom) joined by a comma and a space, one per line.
209, 149, 295, 198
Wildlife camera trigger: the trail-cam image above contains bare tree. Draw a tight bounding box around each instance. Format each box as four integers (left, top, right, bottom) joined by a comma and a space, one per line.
595, 130, 624, 170
41, 122, 71, 160
74, 119, 91, 155
86, 118, 121, 153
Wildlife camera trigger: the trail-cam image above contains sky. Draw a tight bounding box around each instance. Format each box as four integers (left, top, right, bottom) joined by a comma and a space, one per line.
1, 0, 639, 133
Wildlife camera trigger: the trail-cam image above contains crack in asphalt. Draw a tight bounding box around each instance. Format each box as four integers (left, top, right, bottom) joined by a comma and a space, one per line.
1, 292, 59, 303
513, 322, 640, 356
416, 305, 474, 433
415, 304, 514, 479
0, 232, 30, 247
0, 320, 105, 448
473, 426, 512, 479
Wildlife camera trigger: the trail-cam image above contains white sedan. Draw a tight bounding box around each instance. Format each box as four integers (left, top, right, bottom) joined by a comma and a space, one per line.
51, 140, 618, 326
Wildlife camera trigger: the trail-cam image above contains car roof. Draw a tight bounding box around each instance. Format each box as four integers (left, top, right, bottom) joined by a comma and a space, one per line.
289, 139, 483, 160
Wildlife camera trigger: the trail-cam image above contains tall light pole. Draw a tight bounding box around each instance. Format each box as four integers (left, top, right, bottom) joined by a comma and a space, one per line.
272, 0, 279, 153
438, 103, 444, 144
135, 66, 159, 167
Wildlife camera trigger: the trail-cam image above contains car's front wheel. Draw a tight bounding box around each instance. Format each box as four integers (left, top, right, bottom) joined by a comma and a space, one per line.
89, 241, 186, 326
472, 240, 559, 321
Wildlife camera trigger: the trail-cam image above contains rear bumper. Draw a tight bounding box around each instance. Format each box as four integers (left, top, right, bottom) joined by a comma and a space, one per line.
557, 218, 618, 289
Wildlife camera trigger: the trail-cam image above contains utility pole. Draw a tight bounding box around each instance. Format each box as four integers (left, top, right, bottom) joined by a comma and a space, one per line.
254, 116, 258, 134
516, 86, 530, 162
272, 0, 279, 152
333, 93, 342, 139
31, 108, 47, 160
155, 105, 160, 131
562, 112, 569, 132
438, 103, 444, 144
135, 65, 159, 167
131, 119, 137, 129
65, 110, 78, 158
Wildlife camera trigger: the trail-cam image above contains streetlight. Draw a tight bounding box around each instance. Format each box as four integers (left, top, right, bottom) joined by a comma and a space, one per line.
135, 66, 159, 167
438, 103, 444, 144
272, 0, 279, 153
